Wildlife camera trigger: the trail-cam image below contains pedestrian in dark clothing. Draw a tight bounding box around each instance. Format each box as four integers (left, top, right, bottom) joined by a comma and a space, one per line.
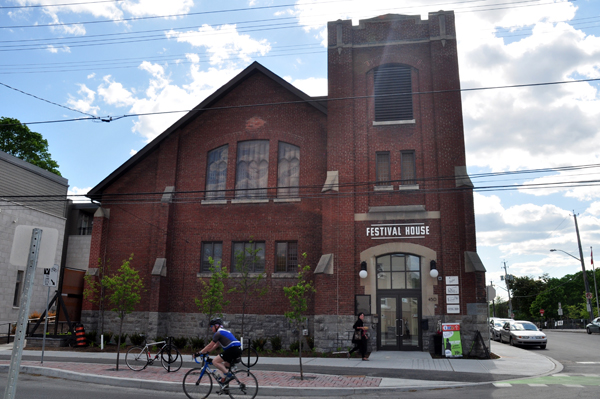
348, 312, 369, 360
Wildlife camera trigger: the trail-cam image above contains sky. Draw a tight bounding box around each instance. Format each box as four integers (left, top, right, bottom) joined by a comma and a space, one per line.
2, 0, 600, 301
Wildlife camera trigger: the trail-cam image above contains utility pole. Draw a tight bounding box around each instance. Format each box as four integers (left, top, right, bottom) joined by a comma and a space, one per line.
573, 213, 594, 323
502, 261, 513, 318
592, 247, 599, 317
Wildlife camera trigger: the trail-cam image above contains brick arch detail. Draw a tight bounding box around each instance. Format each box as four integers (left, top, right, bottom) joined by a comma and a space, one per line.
360, 242, 437, 316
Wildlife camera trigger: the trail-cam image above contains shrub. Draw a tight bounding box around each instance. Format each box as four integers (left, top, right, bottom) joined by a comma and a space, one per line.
269, 336, 282, 351
189, 337, 205, 351
114, 333, 128, 345
85, 330, 97, 344
130, 332, 145, 346
252, 337, 267, 351
289, 341, 299, 352
103, 331, 113, 344
173, 337, 188, 349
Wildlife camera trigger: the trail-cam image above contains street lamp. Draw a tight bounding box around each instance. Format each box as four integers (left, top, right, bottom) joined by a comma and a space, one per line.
550, 249, 594, 322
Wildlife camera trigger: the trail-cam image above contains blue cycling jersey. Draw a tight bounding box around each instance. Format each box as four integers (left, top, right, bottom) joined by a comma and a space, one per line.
212, 328, 241, 350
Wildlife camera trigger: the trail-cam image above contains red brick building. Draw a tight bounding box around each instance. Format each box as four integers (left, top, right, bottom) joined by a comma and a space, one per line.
85, 11, 487, 352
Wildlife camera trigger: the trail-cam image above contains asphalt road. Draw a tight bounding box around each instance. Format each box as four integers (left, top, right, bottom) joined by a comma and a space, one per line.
1, 330, 599, 398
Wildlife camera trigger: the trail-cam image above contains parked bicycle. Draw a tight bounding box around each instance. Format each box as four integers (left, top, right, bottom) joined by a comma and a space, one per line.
125, 336, 182, 372
182, 353, 258, 399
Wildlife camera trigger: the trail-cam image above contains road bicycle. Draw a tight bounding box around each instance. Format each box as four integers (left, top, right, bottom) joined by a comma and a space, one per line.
125, 336, 182, 372
182, 353, 258, 399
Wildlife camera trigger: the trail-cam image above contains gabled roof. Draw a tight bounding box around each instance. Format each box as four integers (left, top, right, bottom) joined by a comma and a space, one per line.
87, 61, 327, 198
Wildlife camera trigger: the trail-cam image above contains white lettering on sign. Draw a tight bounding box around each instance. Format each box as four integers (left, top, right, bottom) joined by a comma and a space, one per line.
366, 223, 430, 239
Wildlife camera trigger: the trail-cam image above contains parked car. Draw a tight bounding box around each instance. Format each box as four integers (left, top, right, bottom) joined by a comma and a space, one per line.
586, 317, 600, 334
489, 318, 511, 341
500, 320, 547, 349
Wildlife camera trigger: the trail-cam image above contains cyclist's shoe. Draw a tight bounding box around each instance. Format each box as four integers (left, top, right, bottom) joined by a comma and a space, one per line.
219, 372, 234, 384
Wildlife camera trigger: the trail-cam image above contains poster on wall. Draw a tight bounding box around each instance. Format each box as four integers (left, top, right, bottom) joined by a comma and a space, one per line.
442, 323, 463, 358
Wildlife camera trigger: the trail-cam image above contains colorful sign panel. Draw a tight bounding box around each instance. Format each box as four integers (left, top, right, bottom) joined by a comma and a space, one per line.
442, 323, 463, 358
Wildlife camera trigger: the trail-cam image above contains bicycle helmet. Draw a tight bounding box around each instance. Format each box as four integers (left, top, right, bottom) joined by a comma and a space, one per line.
209, 318, 223, 327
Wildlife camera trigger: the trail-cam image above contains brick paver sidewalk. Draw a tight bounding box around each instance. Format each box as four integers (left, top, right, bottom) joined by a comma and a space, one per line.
1, 360, 382, 388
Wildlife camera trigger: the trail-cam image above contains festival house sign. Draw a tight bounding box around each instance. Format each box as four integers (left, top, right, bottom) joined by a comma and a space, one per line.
366, 223, 430, 239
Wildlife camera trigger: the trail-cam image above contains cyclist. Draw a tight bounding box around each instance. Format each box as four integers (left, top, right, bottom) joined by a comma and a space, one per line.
194, 318, 242, 384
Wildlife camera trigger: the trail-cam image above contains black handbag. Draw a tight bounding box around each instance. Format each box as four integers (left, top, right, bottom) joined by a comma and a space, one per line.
352, 330, 361, 342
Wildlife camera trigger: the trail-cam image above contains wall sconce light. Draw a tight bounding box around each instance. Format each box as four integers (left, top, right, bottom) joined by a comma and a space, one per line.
359, 261, 368, 279
430, 260, 439, 278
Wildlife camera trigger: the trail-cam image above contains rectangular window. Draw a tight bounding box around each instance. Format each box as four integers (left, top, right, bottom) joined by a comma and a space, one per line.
206, 145, 229, 200
277, 142, 300, 198
77, 213, 92, 235
13, 271, 24, 307
232, 241, 265, 272
376, 152, 391, 185
374, 64, 413, 122
276, 242, 298, 272
400, 151, 416, 185
201, 242, 223, 272
235, 140, 269, 199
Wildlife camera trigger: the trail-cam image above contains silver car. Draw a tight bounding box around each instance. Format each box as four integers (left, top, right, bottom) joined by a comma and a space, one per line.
500, 320, 547, 349
489, 318, 511, 341
586, 317, 600, 334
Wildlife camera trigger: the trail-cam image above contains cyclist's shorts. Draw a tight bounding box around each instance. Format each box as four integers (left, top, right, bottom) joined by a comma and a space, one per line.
220, 346, 242, 364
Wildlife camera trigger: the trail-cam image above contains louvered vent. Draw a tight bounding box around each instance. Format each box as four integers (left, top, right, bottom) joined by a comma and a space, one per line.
374, 65, 413, 122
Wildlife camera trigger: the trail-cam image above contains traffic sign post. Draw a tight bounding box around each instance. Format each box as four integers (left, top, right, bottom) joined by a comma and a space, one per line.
540, 309, 545, 316
41, 264, 59, 364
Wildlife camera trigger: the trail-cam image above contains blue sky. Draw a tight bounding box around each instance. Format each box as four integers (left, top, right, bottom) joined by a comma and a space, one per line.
2, 0, 600, 300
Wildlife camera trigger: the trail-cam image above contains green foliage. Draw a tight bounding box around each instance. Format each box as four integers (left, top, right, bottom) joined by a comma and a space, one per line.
103, 254, 144, 370
173, 337, 188, 349
129, 332, 145, 346
0, 116, 61, 175
508, 275, 547, 319
85, 330, 97, 344
289, 341, 299, 352
83, 258, 112, 335
229, 238, 269, 337
251, 337, 267, 351
269, 336, 282, 351
189, 337, 205, 350
195, 258, 230, 339
114, 333, 128, 345
103, 331, 113, 344
283, 252, 316, 380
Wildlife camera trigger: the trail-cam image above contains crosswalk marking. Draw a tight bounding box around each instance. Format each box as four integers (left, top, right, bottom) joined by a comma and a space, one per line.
494, 374, 600, 388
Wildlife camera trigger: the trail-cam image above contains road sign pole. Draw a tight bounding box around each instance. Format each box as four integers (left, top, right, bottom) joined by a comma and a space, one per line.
41, 285, 50, 364
4, 228, 43, 399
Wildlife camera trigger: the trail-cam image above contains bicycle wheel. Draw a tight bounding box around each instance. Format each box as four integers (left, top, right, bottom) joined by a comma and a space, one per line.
161, 345, 182, 372
240, 347, 258, 368
227, 370, 258, 399
125, 346, 148, 371
183, 368, 213, 399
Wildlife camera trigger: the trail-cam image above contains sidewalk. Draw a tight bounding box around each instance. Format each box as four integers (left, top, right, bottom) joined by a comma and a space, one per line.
0, 341, 562, 396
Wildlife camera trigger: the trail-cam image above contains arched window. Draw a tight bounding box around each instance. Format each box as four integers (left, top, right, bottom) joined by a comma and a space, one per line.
376, 254, 421, 290
235, 140, 269, 198
277, 142, 300, 198
206, 145, 228, 200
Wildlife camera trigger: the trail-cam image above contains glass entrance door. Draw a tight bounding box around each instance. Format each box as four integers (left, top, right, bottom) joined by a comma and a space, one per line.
378, 294, 421, 350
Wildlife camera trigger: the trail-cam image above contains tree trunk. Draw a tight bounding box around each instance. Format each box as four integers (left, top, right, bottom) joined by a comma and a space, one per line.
298, 326, 303, 380
115, 314, 124, 371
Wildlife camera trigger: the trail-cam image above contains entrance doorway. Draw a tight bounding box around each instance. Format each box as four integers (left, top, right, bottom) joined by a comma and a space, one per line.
375, 254, 422, 351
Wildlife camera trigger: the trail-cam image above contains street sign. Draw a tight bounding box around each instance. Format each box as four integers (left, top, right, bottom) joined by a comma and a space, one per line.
540, 309, 545, 315
586, 292, 593, 299
43, 264, 59, 287
558, 308, 563, 316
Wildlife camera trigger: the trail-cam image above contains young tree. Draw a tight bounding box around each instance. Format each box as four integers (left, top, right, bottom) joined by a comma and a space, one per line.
229, 241, 268, 339
104, 254, 144, 371
283, 253, 315, 381
0, 116, 61, 175
195, 258, 230, 339
83, 258, 111, 340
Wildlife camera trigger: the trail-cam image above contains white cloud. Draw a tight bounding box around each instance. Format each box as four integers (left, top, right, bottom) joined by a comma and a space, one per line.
98, 75, 136, 107
165, 24, 271, 65
67, 84, 100, 115
87, 73, 96, 79
130, 149, 138, 156
289, 77, 327, 96
46, 45, 70, 53
67, 186, 92, 203
121, 0, 193, 18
